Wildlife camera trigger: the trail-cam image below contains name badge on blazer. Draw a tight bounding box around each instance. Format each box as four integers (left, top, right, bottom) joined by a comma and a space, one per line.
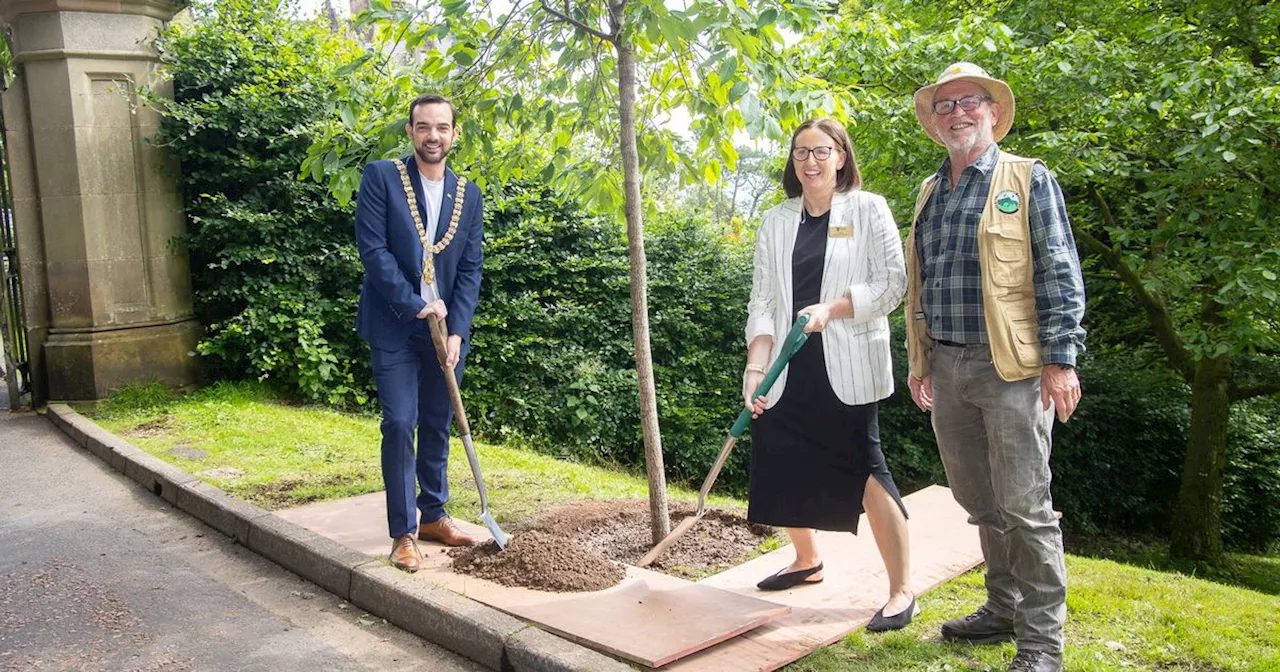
828, 225, 853, 238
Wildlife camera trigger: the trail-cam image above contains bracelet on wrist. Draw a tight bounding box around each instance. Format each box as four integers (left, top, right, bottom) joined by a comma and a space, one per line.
744, 362, 767, 376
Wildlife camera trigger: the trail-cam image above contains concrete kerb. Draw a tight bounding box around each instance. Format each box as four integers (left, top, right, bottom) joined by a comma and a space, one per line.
42, 405, 633, 672
248, 513, 369, 601
350, 561, 523, 670
506, 625, 636, 672
176, 480, 269, 546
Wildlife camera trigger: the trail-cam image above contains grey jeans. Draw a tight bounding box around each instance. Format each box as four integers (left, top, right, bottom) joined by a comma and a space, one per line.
930, 343, 1066, 653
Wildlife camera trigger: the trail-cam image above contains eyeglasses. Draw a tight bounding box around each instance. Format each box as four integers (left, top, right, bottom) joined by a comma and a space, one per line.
931, 94, 992, 115
791, 146, 837, 161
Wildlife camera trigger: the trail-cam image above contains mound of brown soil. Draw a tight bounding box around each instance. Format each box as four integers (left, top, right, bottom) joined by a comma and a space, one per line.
450, 531, 625, 592
449, 500, 776, 593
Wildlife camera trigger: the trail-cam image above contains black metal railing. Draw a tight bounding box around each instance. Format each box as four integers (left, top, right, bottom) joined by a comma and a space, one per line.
0, 62, 30, 408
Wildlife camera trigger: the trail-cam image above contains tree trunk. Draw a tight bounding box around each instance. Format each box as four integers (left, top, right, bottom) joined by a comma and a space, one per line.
616, 37, 671, 543
1171, 352, 1232, 563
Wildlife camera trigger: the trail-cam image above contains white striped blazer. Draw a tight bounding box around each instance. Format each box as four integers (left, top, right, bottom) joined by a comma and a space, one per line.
745, 189, 907, 407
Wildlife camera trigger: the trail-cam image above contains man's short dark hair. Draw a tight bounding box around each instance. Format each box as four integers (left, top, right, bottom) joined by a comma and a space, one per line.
408, 94, 458, 126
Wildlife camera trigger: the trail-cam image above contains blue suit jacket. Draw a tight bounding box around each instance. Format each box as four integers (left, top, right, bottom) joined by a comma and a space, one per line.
355, 156, 484, 351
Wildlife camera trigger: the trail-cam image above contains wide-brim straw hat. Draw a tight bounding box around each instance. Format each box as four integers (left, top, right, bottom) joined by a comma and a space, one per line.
913, 62, 1015, 146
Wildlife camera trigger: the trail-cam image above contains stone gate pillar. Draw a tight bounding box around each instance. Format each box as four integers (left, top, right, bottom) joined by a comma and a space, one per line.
1, 0, 198, 402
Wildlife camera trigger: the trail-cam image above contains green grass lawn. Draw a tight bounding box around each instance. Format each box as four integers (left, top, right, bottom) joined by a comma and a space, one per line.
87, 381, 745, 523
86, 382, 1280, 672
794, 557, 1280, 671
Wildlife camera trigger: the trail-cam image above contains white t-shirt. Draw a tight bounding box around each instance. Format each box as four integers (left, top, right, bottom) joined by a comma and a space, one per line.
418, 173, 445, 302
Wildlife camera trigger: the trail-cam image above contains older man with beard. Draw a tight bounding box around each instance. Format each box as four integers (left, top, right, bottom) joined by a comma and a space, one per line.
902, 63, 1086, 672
354, 94, 485, 572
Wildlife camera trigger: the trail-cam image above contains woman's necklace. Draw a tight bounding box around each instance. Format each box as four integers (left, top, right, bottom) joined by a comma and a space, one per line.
802, 195, 831, 224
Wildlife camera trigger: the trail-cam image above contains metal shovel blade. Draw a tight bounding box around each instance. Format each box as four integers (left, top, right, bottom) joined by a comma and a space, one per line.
461, 432, 509, 550
481, 510, 509, 550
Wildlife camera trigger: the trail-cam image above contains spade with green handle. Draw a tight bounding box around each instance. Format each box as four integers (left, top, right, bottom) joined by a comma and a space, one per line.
637, 315, 810, 567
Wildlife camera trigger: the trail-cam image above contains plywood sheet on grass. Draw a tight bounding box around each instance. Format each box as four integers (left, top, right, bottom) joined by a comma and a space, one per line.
277, 493, 790, 668
277, 485, 984, 671
421, 561, 789, 668
665, 484, 984, 671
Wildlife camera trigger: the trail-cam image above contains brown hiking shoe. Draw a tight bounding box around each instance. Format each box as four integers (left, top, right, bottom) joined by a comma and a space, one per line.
417, 515, 479, 547
389, 534, 423, 573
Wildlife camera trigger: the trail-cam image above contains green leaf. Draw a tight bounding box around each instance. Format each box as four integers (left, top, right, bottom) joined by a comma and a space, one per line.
338, 105, 357, 129
764, 116, 785, 141
1057, 61, 1072, 73
756, 8, 778, 28
719, 55, 738, 85
703, 160, 721, 185
452, 46, 478, 67
1222, 150, 1236, 162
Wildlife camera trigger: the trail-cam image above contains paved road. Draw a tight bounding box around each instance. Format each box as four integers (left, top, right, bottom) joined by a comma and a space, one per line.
0, 411, 484, 672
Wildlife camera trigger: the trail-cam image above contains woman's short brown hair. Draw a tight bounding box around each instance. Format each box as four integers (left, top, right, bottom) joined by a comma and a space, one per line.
781, 118, 862, 198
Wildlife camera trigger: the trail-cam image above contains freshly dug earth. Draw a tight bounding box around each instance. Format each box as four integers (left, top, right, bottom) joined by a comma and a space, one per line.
450, 500, 777, 593
451, 531, 625, 592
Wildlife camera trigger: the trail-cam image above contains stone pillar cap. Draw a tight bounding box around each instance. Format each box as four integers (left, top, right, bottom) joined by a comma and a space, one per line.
1, 1, 187, 24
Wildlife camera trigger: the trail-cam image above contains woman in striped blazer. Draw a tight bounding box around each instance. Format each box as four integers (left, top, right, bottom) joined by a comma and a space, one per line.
742, 118, 917, 631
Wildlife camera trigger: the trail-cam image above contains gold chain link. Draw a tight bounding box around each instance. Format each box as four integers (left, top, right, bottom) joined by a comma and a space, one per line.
396, 159, 467, 285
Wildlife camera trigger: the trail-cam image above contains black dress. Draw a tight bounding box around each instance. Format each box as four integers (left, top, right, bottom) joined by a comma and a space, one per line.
748, 208, 907, 533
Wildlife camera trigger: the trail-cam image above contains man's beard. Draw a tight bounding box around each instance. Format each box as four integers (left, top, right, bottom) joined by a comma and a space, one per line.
416, 143, 449, 165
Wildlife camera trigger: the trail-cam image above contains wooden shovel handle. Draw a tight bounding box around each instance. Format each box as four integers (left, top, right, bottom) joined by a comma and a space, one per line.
426, 314, 471, 437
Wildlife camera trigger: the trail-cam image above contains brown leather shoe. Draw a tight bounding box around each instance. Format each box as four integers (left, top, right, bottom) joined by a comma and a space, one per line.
389, 534, 424, 572
417, 515, 479, 547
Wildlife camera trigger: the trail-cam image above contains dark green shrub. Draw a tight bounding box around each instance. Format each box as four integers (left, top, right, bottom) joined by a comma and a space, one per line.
153, 0, 371, 407
1050, 350, 1188, 536
647, 218, 755, 489
465, 183, 637, 460
881, 314, 949, 491
1223, 397, 1280, 553
466, 183, 757, 487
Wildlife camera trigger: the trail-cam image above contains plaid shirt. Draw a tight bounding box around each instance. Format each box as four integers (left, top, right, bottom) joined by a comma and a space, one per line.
915, 143, 1086, 366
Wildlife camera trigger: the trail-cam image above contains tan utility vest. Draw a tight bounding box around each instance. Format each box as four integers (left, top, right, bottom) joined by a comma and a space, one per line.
905, 151, 1044, 382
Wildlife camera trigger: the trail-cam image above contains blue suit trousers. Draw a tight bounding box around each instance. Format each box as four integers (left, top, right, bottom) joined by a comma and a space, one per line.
371, 322, 464, 539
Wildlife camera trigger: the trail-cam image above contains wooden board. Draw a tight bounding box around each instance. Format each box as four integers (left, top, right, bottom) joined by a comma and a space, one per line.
277, 484, 983, 671
419, 561, 789, 668
277, 493, 790, 668
665, 484, 984, 671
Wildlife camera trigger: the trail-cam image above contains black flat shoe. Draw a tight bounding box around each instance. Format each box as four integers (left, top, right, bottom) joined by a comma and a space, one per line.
756, 562, 824, 591
866, 597, 920, 632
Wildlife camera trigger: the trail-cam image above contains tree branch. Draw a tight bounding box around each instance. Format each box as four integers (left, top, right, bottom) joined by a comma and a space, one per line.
462, 0, 528, 79
539, 0, 616, 43
1082, 187, 1196, 383
1232, 382, 1280, 401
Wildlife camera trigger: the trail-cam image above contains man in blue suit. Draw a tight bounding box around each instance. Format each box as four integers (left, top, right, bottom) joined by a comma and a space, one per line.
355, 94, 484, 572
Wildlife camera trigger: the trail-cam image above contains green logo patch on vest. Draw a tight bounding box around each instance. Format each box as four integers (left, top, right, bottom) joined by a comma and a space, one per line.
996, 190, 1021, 214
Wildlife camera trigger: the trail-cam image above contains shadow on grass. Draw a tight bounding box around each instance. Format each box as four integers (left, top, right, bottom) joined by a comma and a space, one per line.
1068, 533, 1280, 596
